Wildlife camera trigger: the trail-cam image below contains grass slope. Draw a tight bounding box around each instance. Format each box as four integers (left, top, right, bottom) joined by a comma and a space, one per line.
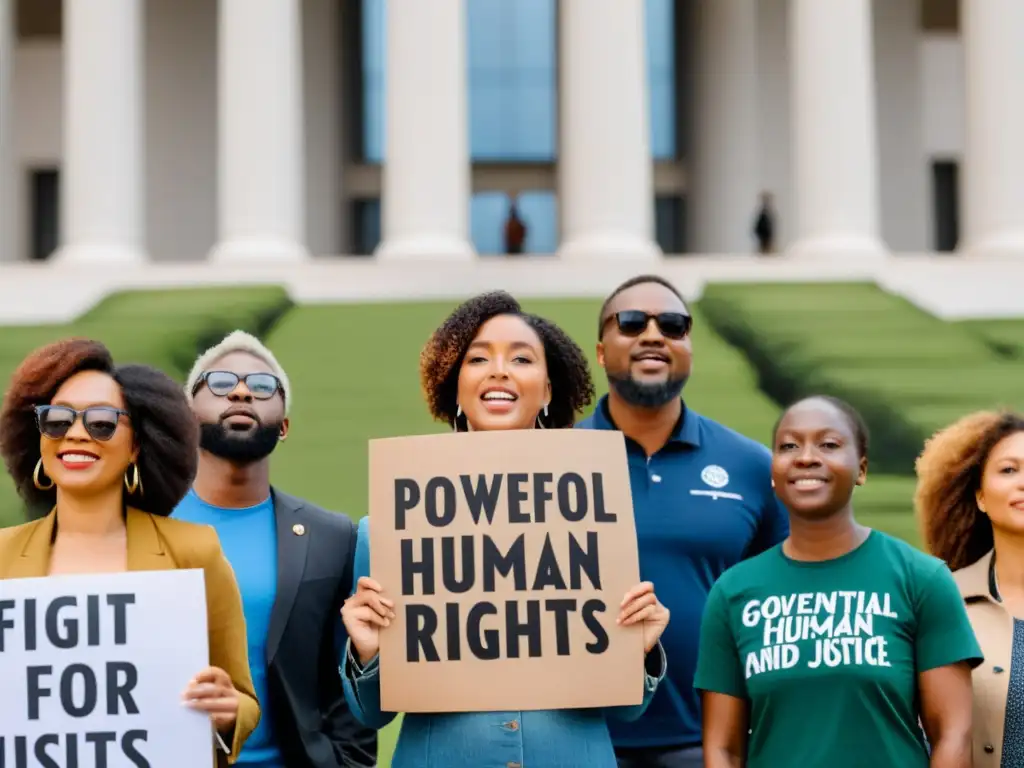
699, 282, 1024, 474
959, 318, 1024, 360
0, 286, 291, 525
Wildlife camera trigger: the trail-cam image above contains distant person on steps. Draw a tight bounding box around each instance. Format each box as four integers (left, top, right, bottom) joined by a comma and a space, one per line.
578, 275, 790, 768
174, 330, 376, 768
753, 192, 776, 255
504, 197, 528, 255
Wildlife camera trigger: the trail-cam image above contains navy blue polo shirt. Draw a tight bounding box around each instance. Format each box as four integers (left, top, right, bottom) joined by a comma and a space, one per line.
577, 396, 790, 748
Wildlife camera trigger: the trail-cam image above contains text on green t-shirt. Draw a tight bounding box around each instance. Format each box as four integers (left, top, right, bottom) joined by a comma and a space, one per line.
694, 530, 983, 768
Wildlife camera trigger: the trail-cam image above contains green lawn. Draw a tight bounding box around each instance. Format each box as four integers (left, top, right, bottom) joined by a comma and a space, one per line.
0, 286, 291, 525
958, 317, 1024, 360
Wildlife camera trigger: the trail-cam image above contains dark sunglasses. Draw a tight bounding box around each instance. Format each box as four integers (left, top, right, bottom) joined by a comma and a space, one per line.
193, 370, 282, 400
35, 405, 129, 441
606, 310, 692, 340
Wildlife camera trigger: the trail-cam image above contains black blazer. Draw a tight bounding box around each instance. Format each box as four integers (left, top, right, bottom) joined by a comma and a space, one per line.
266, 489, 377, 768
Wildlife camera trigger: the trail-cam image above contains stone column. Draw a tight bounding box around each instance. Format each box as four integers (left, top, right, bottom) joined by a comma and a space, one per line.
558, 0, 659, 261
962, 0, 1024, 258
54, 0, 145, 263
375, 0, 474, 260
209, 0, 308, 262
689, 0, 759, 253
788, 0, 884, 259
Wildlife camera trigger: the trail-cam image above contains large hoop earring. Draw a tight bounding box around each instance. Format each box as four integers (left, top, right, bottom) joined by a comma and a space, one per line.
33, 459, 54, 491
453, 404, 462, 433
536, 403, 550, 430
124, 462, 144, 497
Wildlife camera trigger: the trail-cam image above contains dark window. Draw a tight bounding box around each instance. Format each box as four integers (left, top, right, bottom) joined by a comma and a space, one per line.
931, 161, 959, 252
16, 0, 61, 40
30, 168, 59, 261
655, 194, 685, 254
351, 198, 381, 256
921, 0, 958, 32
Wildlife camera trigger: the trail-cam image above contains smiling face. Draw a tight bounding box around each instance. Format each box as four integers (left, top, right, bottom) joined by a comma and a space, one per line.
38, 370, 137, 497
456, 314, 551, 431
978, 430, 1024, 536
771, 398, 867, 520
190, 350, 288, 463
597, 281, 692, 408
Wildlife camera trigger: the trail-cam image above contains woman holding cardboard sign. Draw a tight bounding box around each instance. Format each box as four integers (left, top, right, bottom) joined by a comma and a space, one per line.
0, 338, 260, 765
341, 291, 670, 767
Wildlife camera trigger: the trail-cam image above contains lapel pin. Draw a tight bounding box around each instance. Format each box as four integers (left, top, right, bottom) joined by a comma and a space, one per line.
292, 524, 305, 536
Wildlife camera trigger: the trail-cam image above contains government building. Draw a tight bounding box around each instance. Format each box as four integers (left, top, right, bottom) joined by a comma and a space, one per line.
0, 0, 1018, 265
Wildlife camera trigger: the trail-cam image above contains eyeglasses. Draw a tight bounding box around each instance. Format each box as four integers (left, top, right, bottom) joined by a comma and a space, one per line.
35, 405, 129, 441
605, 310, 692, 340
193, 371, 282, 400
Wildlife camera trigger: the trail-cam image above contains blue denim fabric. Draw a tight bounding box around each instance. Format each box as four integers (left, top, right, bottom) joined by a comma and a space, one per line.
340, 517, 667, 767
342, 641, 666, 768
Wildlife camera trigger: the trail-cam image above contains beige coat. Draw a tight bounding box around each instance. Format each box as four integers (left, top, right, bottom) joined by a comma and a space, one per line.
955, 549, 1013, 767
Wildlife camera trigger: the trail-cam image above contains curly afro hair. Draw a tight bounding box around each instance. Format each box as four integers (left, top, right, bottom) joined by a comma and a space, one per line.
915, 410, 1024, 571
419, 291, 595, 429
0, 338, 199, 519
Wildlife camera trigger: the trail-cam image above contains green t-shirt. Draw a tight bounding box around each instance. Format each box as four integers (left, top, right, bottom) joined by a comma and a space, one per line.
694, 530, 983, 767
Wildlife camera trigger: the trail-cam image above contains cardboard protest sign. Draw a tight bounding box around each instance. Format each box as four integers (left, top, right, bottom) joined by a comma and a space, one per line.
0, 569, 212, 767
368, 428, 643, 713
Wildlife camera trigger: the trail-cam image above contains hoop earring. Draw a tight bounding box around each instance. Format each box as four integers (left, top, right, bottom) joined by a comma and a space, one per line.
453, 404, 462, 433
33, 459, 54, 491
124, 463, 144, 497
536, 403, 550, 430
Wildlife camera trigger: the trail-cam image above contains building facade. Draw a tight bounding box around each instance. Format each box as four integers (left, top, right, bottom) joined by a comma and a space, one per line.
1, 0, 1021, 264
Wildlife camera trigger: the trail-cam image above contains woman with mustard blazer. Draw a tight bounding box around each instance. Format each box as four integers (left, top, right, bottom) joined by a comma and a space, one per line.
917, 410, 1024, 767
0, 338, 260, 765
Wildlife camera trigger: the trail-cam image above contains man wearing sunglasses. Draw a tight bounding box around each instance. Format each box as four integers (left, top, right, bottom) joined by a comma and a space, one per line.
578, 275, 789, 768
175, 331, 376, 768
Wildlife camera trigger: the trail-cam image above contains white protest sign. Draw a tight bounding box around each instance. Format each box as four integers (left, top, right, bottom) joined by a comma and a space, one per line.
0, 569, 213, 767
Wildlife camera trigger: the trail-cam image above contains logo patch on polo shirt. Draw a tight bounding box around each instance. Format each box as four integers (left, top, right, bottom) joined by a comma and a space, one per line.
700, 464, 730, 489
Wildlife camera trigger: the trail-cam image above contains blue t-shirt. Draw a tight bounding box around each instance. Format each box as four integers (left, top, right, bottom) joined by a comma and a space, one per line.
577, 397, 790, 748
174, 489, 282, 768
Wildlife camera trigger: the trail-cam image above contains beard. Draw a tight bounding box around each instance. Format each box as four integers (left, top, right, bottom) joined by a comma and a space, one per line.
607, 371, 688, 409
199, 420, 282, 463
